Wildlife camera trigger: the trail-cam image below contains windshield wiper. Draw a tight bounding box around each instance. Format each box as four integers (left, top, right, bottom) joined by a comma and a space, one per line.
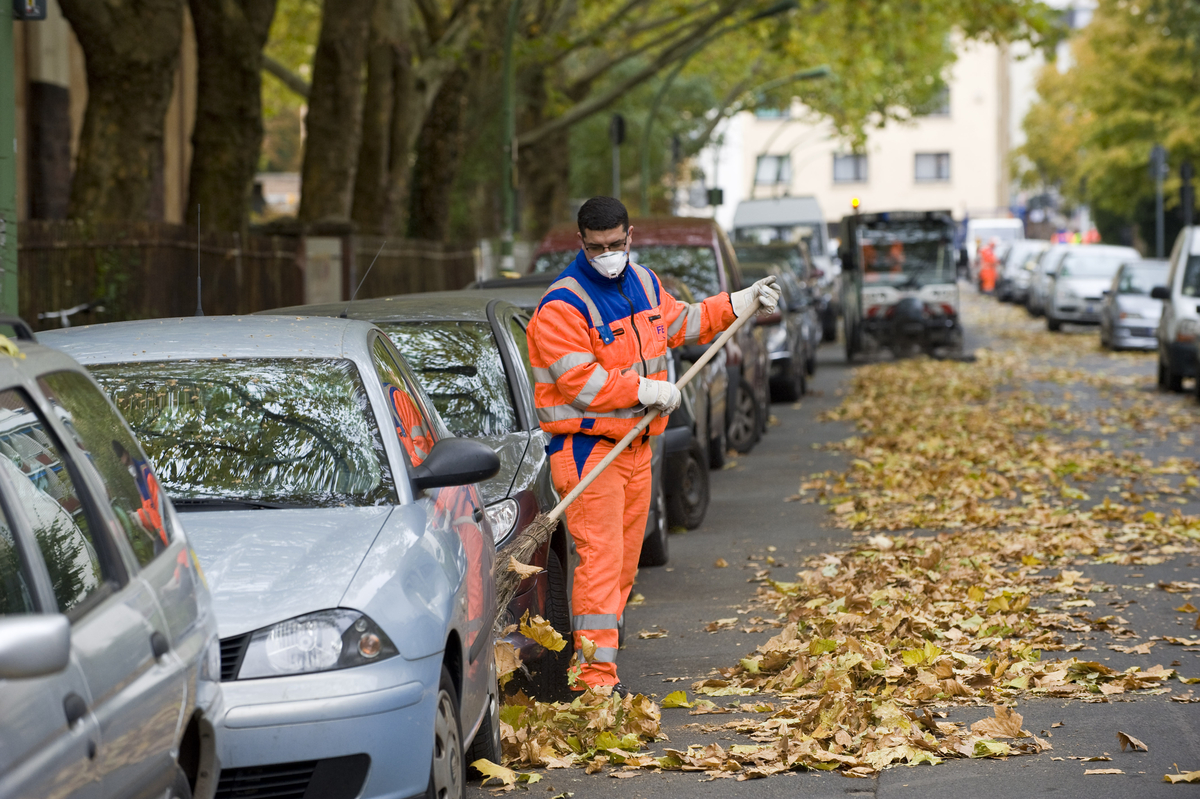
171, 497, 300, 512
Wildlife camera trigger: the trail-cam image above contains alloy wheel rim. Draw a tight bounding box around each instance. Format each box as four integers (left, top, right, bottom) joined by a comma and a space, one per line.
728, 388, 755, 447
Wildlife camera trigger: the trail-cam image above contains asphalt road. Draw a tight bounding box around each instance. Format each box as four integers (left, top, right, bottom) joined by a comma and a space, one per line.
470, 293, 1200, 799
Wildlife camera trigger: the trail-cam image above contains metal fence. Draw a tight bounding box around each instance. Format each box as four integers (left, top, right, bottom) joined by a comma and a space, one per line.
18, 221, 477, 330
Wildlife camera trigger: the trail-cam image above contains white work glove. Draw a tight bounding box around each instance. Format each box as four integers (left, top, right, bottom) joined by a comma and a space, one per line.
637, 377, 682, 415
731, 275, 781, 318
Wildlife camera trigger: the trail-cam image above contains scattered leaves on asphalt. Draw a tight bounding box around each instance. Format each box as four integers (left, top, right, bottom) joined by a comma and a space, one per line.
496, 296, 1200, 779
1165, 769, 1200, 783
1116, 731, 1148, 752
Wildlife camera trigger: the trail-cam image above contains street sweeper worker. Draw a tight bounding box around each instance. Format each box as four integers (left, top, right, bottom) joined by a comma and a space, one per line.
526, 196, 779, 695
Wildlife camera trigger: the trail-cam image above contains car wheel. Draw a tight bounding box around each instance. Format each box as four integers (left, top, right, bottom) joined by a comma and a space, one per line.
666, 440, 710, 530
707, 408, 727, 469
530, 546, 574, 701
466, 691, 502, 772
1046, 314, 1062, 332
727, 379, 761, 454
772, 359, 804, 402
426, 667, 464, 799
822, 309, 838, 342
1168, 364, 1185, 392
639, 476, 669, 567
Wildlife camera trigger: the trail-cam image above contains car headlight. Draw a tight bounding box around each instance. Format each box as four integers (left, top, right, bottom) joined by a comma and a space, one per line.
766, 325, 788, 351
1059, 287, 1080, 302
1118, 310, 1144, 319
236, 609, 398, 679
485, 498, 520, 540
1177, 319, 1200, 343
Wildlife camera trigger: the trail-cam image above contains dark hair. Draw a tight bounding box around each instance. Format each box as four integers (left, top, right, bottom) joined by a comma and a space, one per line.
577, 196, 629, 236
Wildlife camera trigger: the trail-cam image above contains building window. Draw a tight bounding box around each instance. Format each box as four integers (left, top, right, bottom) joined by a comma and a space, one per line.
832, 154, 868, 183
915, 152, 951, 182
917, 87, 951, 117
754, 106, 790, 120
755, 155, 791, 186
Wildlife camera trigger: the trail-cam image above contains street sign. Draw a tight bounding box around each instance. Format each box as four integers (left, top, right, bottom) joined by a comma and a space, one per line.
609, 114, 626, 146
1149, 144, 1169, 180
706, 188, 724, 207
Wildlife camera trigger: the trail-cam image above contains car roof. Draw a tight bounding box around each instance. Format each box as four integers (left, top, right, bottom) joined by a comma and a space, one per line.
261, 291, 518, 324
536, 216, 719, 254
0, 334, 97, 392
37, 315, 380, 365
1060, 244, 1140, 257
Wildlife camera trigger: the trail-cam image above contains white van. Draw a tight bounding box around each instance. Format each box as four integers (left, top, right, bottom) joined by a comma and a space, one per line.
966, 217, 1025, 266
1153, 226, 1200, 391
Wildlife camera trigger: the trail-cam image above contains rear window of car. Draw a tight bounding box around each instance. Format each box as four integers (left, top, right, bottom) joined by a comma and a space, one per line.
379, 321, 518, 438
533, 245, 722, 298
1118, 264, 1169, 295
1058, 252, 1139, 279
89, 359, 396, 508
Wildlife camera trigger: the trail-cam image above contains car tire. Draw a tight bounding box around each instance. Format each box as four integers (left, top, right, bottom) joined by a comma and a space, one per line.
427, 666, 465, 799
772, 359, 804, 402
639, 476, 669, 567
822, 311, 838, 342
727, 379, 762, 453
1047, 314, 1062, 332
466, 690, 502, 774
707, 408, 727, 469
529, 546, 574, 701
666, 440, 710, 530
167, 766, 192, 799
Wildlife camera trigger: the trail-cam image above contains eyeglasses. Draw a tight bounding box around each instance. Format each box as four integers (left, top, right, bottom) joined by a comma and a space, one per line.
582, 233, 628, 255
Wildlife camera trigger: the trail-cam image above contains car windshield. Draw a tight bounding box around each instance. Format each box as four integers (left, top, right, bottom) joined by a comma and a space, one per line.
972, 226, 1022, 242
379, 321, 518, 437
89, 359, 396, 508
858, 222, 955, 288
1117, 264, 1169, 295
1058, 252, 1137, 279
533, 246, 721, 298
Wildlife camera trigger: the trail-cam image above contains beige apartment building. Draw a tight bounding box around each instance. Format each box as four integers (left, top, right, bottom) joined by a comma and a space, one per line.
738, 39, 1015, 226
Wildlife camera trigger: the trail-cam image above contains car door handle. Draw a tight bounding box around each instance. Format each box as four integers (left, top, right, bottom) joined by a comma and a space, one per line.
472, 506, 485, 524
150, 631, 170, 660
63, 692, 87, 727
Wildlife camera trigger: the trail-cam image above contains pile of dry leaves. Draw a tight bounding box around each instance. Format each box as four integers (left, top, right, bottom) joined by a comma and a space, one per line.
479, 297, 1200, 786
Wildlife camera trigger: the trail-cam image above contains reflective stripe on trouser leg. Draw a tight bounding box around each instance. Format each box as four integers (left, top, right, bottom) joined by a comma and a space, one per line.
550, 435, 652, 689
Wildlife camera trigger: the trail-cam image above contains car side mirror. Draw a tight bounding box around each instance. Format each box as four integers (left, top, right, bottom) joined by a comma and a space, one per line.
1150, 285, 1171, 300
410, 437, 501, 491
0, 615, 70, 679
1101, 289, 1110, 296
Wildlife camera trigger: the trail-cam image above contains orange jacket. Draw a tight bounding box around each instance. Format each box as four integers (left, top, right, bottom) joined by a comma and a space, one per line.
527, 250, 736, 440
386, 385, 433, 465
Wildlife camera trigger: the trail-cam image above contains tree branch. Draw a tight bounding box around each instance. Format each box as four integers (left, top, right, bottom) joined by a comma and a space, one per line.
262, 53, 310, 98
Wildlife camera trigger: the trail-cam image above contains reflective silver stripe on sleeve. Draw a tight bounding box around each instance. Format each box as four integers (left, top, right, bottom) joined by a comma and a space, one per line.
536, 404, 644, 423
667, 310, 687, 338
592, 647, 618, 663
630, 263, 658, 305
573, 613, 619, 630
549, 351, 596, 381
571, 365, 610, 408
547, 276, 605, 329
622, 354, 670, 378
682, 304, 704, 344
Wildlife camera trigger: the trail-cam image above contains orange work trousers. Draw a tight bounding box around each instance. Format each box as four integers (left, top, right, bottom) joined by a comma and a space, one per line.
549, 433, 652, 689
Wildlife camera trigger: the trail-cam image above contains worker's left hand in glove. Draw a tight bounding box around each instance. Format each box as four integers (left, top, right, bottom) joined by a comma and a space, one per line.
731, 275, 781, 318
637, 377, 682, 415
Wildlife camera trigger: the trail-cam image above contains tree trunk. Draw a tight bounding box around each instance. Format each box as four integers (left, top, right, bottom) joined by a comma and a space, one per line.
517, 67, 572, 241
187, 0, 278, 235
406, 67, 468, 241
350, 0, 398, 235
59, 0, 184, 223
298, 0, 374, 225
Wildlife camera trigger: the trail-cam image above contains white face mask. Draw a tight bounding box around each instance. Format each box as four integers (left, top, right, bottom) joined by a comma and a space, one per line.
589, 249, 627, 279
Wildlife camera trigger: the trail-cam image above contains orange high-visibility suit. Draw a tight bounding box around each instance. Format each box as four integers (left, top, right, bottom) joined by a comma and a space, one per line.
979, 243, 997, 293
527, 250, 736, 689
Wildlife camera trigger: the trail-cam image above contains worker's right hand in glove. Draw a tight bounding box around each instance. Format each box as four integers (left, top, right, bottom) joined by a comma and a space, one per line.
731, 275, 781, 318
637, 377, 682, 415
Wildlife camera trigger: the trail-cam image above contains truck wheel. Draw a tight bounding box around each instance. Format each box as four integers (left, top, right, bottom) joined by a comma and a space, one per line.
666, 441, 710, 530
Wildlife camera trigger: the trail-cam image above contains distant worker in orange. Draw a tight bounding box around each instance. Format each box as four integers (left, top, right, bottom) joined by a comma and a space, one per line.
979, 239, 998, 293
526, 196, 779, 696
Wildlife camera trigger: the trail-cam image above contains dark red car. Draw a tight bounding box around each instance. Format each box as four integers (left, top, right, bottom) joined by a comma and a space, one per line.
529, 217, 770, 455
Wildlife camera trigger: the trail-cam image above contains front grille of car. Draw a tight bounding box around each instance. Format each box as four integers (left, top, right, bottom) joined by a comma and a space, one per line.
219, 633, 250, 682
215, 755, 369, 799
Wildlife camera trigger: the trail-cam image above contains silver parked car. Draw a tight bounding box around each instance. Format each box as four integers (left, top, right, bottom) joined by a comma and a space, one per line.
41, 316, 501, 799
1100, 259, 1168, 350
1046, 245, 1141, 331
1026, 244, 1072, 317
0, 317, 220, 799
997, 239, 1049, 304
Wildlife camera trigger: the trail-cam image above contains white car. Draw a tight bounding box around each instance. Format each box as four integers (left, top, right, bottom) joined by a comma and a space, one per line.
1153, 226, 1200, 392
1045, 244, 1140, 331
